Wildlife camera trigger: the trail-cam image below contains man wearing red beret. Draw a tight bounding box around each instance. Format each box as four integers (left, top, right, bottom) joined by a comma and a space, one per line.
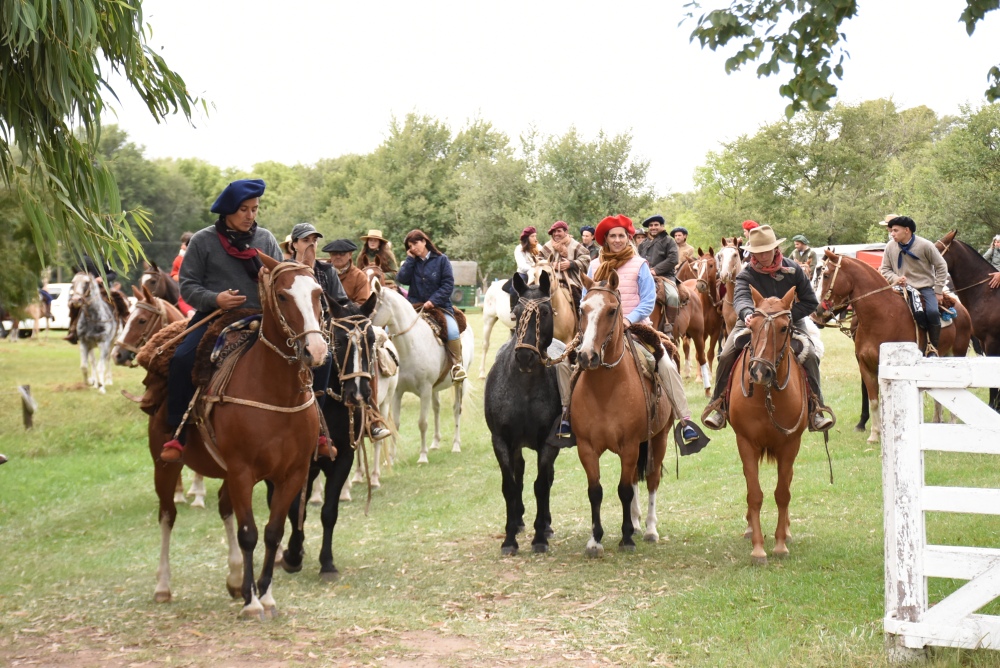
540, 220, 591, 305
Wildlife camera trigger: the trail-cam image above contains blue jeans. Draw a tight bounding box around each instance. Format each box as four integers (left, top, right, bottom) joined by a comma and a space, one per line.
917, 287, 941, 327
167, 312, 209, 426
444, 313, 459, 341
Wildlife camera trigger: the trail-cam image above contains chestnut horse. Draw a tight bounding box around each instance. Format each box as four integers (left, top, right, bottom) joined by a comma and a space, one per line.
816, 250, 972, 444
935, 231, 1000, 410
141, 261, 181, 306
113, 284, 185, 367
693, 247, 723, 373
730, 286, 808, 565
148, 254, 328, 619
572, 272, 672, 557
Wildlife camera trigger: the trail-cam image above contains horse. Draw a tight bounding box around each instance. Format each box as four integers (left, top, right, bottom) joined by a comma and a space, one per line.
729, 286, 808, 566
2, 299, 52, 341
656, 278, 711, 394
114, 284, 205, 508
717, 237, 744, 336
279, 294, 379, 580
478, 279, 516, 379
528, 260, 577, 345
485, 271, 562, 556
676, 257, 697, 282
141, 261, 181, 306
816, 250, 972, 443
68, 272, 118, 394
694, 246, 723, 376
572, 272, 672, 557
369, 280, 474, 464
935, 231, 1000, 410
147, 254, 328, 618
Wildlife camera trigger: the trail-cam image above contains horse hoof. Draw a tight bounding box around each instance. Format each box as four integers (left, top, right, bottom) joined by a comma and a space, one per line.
190, 498, 205, 509
417, 454, 429, 464
501, 545, 518, 557
281, 559, 303, 574
239, 607, 265, 621
451, 443, 461, 453
618, 542, 636, 553
751, 555, 768, 567
338, 490, 351, 502
854, 424, 866, 432
430, 442, 441, 451
226, 583, 241, 599
773, 548, 789, 560
370, 479, 381, 489
319, 569, 340, 583
516, 524, 525, 535
643, 532, 659, 543
173, 493, 187, 504
154, 590, 172, 603
545, 527, 554, 538
585, 544, 605, 559
531, 543, 548, 554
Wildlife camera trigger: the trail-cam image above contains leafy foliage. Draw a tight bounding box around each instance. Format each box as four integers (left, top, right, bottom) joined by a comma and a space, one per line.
685, 0, 1000, 116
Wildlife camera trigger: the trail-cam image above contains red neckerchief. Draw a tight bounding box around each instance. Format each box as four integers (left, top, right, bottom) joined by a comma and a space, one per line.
750, 249, 785, 276
217, 231, 259, 260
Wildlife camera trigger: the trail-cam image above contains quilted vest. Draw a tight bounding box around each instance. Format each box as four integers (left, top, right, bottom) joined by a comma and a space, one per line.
594, 255, 650, 325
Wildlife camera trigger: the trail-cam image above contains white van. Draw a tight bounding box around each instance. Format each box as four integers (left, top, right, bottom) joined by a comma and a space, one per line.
7, 283, 73, 333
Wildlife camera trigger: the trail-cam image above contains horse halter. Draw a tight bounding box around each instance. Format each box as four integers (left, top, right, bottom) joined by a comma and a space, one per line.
746, 307, 793, 389
327, 314, 374, 391
581, 286, 626, 369
257, 262, 328, 364
117, 299, 169, 363
513, 294, 552, 362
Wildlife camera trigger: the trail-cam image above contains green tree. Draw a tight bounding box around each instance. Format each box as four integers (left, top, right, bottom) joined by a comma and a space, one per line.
0, 0, 197, 271
0, 191, 45, 311
685, 1, 1000, 116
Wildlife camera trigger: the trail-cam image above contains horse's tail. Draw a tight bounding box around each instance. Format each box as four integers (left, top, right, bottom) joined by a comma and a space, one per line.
636, 440, 649, 482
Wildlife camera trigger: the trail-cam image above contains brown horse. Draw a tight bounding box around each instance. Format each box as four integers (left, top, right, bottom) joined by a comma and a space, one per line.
148, 254, 328, 618
730, 286, 808, 565
666, 278, 710, 393
572, 272, 672, 557
676, 257, 697, 282
935, 231, 1000, 410
113, 284, 185, 367
141, 261, 181, 306
717, 237, 744, 336
693, 247, 723, 373
816, 250, 972, 443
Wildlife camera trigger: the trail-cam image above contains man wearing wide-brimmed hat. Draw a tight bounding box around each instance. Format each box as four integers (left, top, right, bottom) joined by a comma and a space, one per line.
702, 224, 834, 432
323, 238, 371, 306
357, 229, 398, 282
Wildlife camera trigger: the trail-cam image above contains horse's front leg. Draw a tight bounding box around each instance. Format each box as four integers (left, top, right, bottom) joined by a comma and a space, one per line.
153, 461, 183, 603
617, 482, 637, 552
450, 383, 463, 453
229, 479, 263, 619
258, 477, 301, 619
534, 445, 557, 550
79, 343, 92, 386
282, 467, 318, 574
480, 315, 496, 379
772, 447, 797, 559
318, 447, 354, 580
493, 435, 522, 556
430, 390, 442, 451
737, 437, 767, 565
578, 442, 605, 558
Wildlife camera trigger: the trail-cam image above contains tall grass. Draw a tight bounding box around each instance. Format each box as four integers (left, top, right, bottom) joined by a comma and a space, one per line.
1, 324, 998, 667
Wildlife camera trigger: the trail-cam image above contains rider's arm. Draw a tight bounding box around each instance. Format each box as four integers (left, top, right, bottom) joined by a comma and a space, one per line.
569, 242, 591, 276
879, 246, 901, 284
396, 254, 416, 285
427, 255, 456, 309
928, 243, 949, 294
790, 263, 819, 321
515, 246, 533, 274
628, 263, 656, 324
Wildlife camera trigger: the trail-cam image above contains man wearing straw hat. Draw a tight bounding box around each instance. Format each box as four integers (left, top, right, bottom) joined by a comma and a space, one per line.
703, 224, 834, 432
357, 229, 398, 282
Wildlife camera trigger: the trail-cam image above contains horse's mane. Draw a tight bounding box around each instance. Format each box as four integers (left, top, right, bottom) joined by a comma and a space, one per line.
835, 253, 888, 284
949, 237, 995, 272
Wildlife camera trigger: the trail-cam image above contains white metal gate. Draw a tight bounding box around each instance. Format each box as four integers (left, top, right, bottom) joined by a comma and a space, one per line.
880, 342, 1000, 652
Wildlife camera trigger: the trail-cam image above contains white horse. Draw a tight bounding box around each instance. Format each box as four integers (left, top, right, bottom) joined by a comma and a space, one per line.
370, 281, 474, 464
68, 273, 118, 394
478, 279, 515, 379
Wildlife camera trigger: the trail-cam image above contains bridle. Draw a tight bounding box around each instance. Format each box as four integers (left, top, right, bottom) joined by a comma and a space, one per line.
581, 286, 626, 369
257, 262, 328, 364
117, 299, 170, 365
741, 306, 805, 435
820, 255, 895, 312
513, 294, 552, 362
934, 235, 993, 293
695, 256, 722, 308
323, 314, 374, 402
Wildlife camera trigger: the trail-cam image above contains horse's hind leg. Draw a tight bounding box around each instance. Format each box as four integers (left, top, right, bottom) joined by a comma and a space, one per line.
318, 448, 355, 580
153, 461, 183, 603
173, 474, 187, 505
737, 437, 767, 565
218, 482, 242, 599
480, 314, 496, 379
188, 473, 207, 509
417, 387, 432, 463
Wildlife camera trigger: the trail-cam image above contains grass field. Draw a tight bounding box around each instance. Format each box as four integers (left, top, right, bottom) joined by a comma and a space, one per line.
1, 319, 999, 667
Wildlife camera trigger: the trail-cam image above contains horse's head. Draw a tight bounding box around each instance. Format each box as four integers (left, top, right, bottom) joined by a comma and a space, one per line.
69, 272, 92, 308
328, 294, 378, 407
577, 272, 621, 370
716, 242, 743, 283
815, 249, 853, 321
933, 230, 958, 260
695, 247, 717, 294
511, 271, 554, 372
113, 284, 163, 366
258, 254, 328, 367
747, 286, 796, 388
526, 260, 554, 287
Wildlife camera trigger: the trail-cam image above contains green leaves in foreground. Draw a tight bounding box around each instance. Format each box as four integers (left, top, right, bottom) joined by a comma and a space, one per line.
0, 0, 200, 271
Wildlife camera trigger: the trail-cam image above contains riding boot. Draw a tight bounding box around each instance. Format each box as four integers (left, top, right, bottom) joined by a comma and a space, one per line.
926, 322, 941, 358
446, 338, 467, 383
703, 350, 738, 430
663, 304, 679, 337
802, 355, 835, 431
161, 426, 187, 463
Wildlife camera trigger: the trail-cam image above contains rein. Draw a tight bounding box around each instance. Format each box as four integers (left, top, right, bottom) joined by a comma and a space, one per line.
118, 299, 170, 364
513, 295, 551, 361
741, 307, 806, 435
582, 286, 627, 369
822, 256, 895, 311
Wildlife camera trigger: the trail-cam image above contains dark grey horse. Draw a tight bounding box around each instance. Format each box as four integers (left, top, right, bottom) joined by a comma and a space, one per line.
485, 272, 562, 555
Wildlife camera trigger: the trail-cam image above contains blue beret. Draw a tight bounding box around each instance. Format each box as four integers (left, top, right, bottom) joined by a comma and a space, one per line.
210, 179, 266, 215
580, 226, 596, 234
322, 239, 358, 253
670, 227, 688, 236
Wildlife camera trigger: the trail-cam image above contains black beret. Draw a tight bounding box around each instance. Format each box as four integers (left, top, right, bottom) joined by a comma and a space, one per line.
210, 179, 266, 215
670, 227, 689, 236
886, 216, 916, 232
322, 239, 358, 253
580, 225, 596, 234
642, 215, 665, 227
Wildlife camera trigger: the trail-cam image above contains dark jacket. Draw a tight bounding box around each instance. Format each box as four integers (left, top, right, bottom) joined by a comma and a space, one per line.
313, 260, 350, 308
733, 257, 818, 323
397, 251, 455, 314
639, 233, 679, 277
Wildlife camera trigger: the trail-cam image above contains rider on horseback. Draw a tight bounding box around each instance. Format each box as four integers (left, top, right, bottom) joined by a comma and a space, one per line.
703, 225, 834, 432
160, 179, 282, 462
637, 215, 681, 336
879, 215, 948, 357
539, 221, 591, 311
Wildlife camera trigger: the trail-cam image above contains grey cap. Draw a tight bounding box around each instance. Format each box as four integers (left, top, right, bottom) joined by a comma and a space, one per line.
291, 222, 323, 241
322, 239, 358, 254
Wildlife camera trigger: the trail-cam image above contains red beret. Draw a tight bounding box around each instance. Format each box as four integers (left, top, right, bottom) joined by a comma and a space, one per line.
594, 214, 635, 246
520, 226, 536, 241
742, 220, 759, 231
547, 220, 569, 234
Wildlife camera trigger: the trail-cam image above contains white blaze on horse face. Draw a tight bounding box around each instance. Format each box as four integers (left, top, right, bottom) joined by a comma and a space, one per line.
117, 306, 142, 345
287, 275, 327, 365
579, 297, 603, 355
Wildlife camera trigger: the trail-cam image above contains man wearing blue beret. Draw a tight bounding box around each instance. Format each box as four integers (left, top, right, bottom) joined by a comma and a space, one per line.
160, 179, 282, 463
580, 225, 599, 260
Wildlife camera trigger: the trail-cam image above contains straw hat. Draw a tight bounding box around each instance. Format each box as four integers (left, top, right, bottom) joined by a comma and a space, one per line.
360, 229, 388, 242
744, 225, 786, 253
878, 214, 900, 226
279, 234, 293, 254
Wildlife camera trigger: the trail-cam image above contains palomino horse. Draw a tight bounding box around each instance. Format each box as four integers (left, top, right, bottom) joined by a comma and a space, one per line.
716, 237, 744, 336
573, 272, 672, 557
478, 279, 516, 379
370, 280, 474, 464
816, 250, 972, 443
485, 271, 562, 556
68, 272, 118, 394
935, 231, 1000, 410
148, 255, 328, 618
693, 247, 723, 383
114, 285, 205, 508
141, 261, 181, 306
528, 261, 577, 345
730, 287, 808, 565
280, 294, 379, 580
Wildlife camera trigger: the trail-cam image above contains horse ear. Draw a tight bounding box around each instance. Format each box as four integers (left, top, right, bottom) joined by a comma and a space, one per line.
149, 260, 159, 272
143, 261, 151, 271
132, 285, 143, 300
781, 286, 798, 310
141, 283, 156, 303
750, 285, 764, 306
301, 244, 316, 267
371, 276, 382, 294
538, 270, 551, 295
360, 292, 378, 318
258, 252, 278, 270
708, 246, 715, 256
697, 247, 704, 256
512, 272, 527, 296
608, 270, 619, 292
581, 274, 594, 290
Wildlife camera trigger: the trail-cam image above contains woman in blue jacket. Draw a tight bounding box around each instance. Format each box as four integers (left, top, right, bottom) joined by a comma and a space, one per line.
396, 229, 466, 383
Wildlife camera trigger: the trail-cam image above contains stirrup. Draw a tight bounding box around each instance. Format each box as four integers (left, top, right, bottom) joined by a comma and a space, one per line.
160, 439, 184, 463
809, 405, 836, 432
450, 364, 467, 382
924, 343, 939, 358
701, 398, 727, 431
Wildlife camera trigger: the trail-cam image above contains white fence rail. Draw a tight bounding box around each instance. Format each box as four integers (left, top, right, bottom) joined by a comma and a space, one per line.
880, 342, 1000, 653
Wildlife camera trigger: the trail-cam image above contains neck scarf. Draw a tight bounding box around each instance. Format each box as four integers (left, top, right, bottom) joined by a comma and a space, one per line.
749, 249, 785, 276
897, 236, 920, 268
215, 218, 262, 282
593, 244, 635, 283
549, 236, 571, 258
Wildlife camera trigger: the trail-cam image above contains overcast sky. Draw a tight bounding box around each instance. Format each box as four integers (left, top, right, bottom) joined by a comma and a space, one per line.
107, 0, 1000, 195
